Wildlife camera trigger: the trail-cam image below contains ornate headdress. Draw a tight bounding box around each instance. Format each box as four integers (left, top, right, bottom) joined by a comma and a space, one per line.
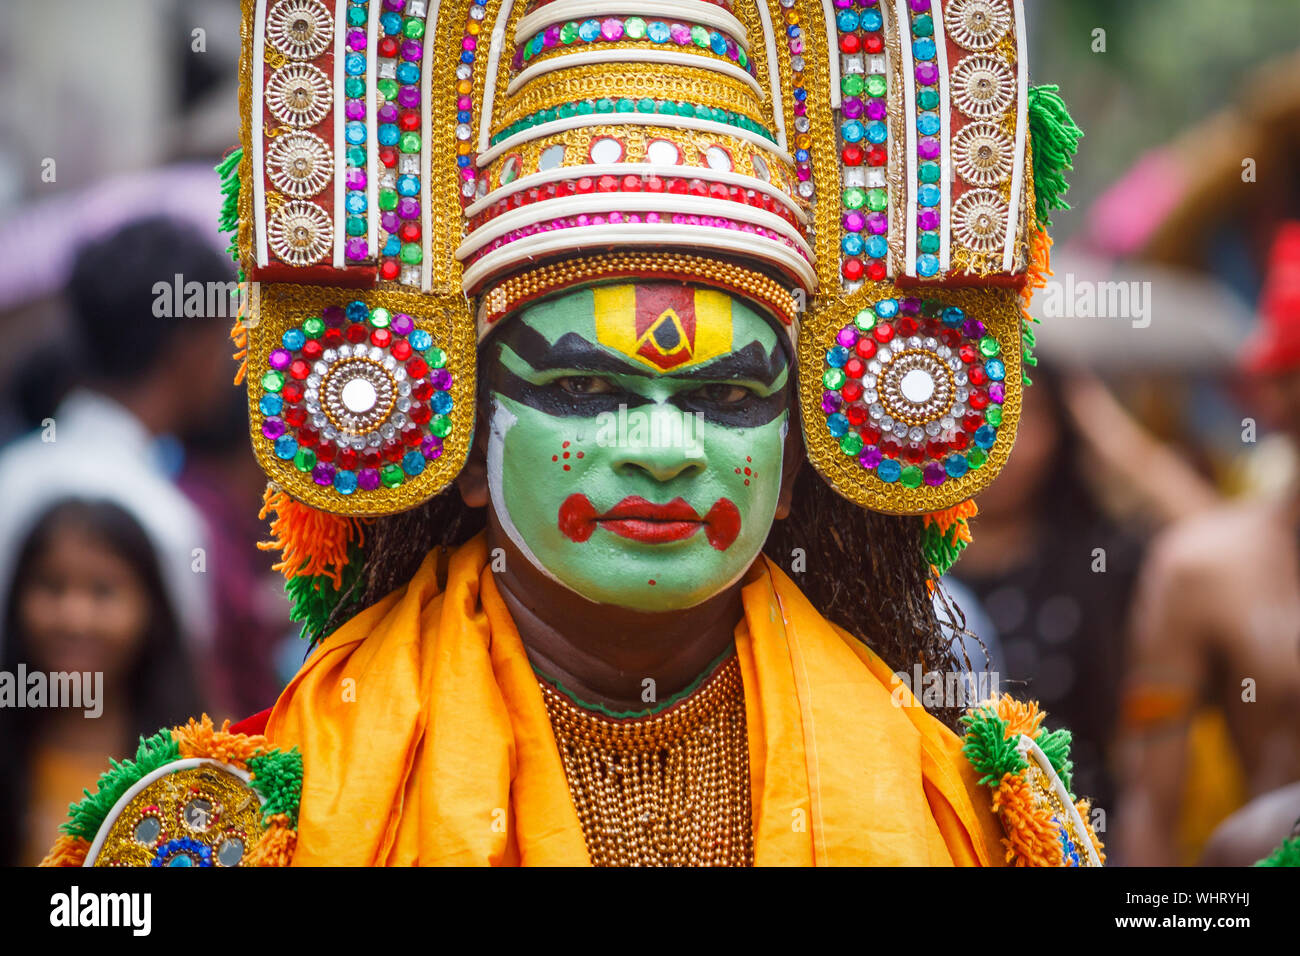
222, 0, 1080, 634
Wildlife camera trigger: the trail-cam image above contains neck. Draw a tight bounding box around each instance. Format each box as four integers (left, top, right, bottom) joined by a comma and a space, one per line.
485, 509, 746, 715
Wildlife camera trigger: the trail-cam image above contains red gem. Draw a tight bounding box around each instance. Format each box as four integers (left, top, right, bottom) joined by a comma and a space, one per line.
903, 442, 926, 464
346, 323, 369, 344
844, 357, 865, 379
399, 110, 420, 131
322, 328, 344, 349
864, 34, 883, 54
839, 33, 860, 54
969, 388, 990, 410
391, 340, 412, 361
688, 179, 708, 197
297, 426, 319, 448
950, 430, 970, 451
361, 448, 382, 468
409, 403, 432, 425
709, 182, 729, 201
841, 381, 863, 403
288, 360, 311, 380
963, 413, 983, 433
866, 261, 887, 281
846, 404, 869, 427
968, 365, 988, 386
645, 175, 665, 192
282, 382, 304, 404
842, 258, 864, 281
301, 339, 323, 360
866, 146, 887, 167
315, 442, 337, 463
379, 147, 397, 168
859, 423, 881, 445
597, 175, 618, 192
412, 379, 434, 401
337, 447, 359, 470
378, 38, 399, 58
855, 338, 877, 360
926, 440, 947, 461
283, 405, 307, 427
959, 344, 979, 364
940, 328, 961, 348
407, 357, 430, 379
623, 174, 642, 192
575, 177, 594, 193
874, 323, 894, 343
402, 425, 424, 447
379, 259, 401, 281
383, 441, 404, 463
880, 437, 901, 459
896, 317, 918, 337
399, 221, 421, 242
667, 178, 688, 195
371, 328, 392, 348
841, 144, 863, 166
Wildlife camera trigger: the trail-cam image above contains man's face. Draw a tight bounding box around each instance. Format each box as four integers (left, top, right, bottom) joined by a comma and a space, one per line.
482, 282, 791, 611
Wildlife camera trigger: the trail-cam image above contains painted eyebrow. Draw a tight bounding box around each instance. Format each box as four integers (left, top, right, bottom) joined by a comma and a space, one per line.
667, 342, 788, 386
498, 327, 655, 378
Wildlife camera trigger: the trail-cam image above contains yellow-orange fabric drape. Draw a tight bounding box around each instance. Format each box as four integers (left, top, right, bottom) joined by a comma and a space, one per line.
266, 532, 1006, 866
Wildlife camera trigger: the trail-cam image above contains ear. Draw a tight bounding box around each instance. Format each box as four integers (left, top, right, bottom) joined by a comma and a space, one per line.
456, 392, 492, 508
774, 405, 804, 520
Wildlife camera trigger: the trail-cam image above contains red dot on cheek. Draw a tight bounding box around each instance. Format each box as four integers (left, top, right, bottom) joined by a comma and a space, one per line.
552, 455, 558, 462
562, 451, 570, 459
648, 579, 656, 585
563, 464, 570, 471
576, 451, 584, 458
744, 479, 749, 486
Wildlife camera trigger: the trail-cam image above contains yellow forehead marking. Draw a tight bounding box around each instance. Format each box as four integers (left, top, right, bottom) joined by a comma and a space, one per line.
592, 284, 732, 372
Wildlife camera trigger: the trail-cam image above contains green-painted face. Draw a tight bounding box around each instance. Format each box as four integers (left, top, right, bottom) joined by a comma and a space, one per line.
483, 282, 792, 611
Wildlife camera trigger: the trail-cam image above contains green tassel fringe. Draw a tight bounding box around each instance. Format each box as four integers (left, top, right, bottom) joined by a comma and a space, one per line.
284, 542, 366, 644
247, 748, 304, 827
1022, 316, 1038, 386
1256, 835, 1300, 867
61, 730, 181, 840
1027, 85, 1082, 228
921, 518, 970, 577
215, 146, 244, 282
960, 707, 1028, 787
1034, 726, 1075, 796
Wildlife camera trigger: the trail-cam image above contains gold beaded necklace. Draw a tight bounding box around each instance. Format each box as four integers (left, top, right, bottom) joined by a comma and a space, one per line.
537, 652, 754, 867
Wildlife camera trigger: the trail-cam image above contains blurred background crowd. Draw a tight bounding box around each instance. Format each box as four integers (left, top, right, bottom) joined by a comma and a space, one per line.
1, 0, 1299, 866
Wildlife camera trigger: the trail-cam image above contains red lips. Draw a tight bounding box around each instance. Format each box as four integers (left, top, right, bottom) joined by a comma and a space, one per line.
558, 494, 741, 550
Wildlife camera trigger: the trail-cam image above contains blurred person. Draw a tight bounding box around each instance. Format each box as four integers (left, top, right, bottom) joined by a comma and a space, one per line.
1117, 223, 1300, 866
0, 215, 235, 673
952, 360, 1145, 817
0, 498, 203, 866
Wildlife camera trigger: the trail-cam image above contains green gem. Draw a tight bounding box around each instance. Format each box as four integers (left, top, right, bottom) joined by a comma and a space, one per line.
677, 101, 693, 115
427, 347, 447, 368
918, 161, 941, 184
616, 97, 634, 113
658, 100, 676, 115
560, 22, 578, 43
400, 243, 422, 265
294, 447, 317, 473
694, 103, 712, 120
380, 464, 405, 488
557, 102, 576, 119
966, 447, 987, 470
691, 25, 709, 47
346, 146, 366, 169
737, 47, 748, 69
403, 16, 424, 38
347, 6, 366, 27
922, 299, 943, 317
369, 307, 392, 328
539, 107, 557, 124
979, 335, 1001, 358
822, 368, 847, 390
841, 74, 864, 97
854, 309, 877, 332
624, 16, 646, 39
866, 75, 887, 98
985, 406, 1003, 427
377, 79, 399, 101
865, 188, 888, 212
918, 232, 940, 254
379, 189, 399, 211
842, 187, 865, 210
261, 370, 284, 392
399, 131, 421, 153
917, 88, 940, 111
344, 77, 364, 98
900, 465, 923, 489
302, 316, 325, 337
577, 100, 594, 114
912, 14, 933, 36
431, 415, 453, 438
346, 216, 366, 237
596, 97, 614, 112
840, 433, 864, 457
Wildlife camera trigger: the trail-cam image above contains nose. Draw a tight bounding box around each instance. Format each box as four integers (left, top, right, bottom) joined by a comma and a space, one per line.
610, 402, 707, 482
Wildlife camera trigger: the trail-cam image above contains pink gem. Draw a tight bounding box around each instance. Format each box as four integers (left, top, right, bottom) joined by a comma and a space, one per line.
601, 18, 624, 41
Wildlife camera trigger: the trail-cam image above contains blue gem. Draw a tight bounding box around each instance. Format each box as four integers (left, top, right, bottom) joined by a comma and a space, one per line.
460, 51, 474, 64
794, 87, 807, 101
874, 298, 899, 318
578, 18, 601, 41
826, 413, 850, 438
402, 450, 426, 476
380, 11, 402, 34
334, 470, 358, 495
397, 62, 420, 84
862, 10, 883, 31
877, 458, 902, 482
974, 425, 997, 450
345, 192, 368, 214
942, 306, 966, 327
826, 346, 848, 367
259, 394, 283, 417
281, 329, 306, 350
710, 32, 727, 55
397, 174, 420, 196
865, 235, 888, 259
795, 149, 810, 163
457, 110, 471, 123
916, 254, 939, 277
985, 359, 1006, 381
274, 437, 298, 460
787, 25, 801, 38
431, 391, 454, 414
913, 38, 936, 61
345, 53, 366, 76
346, 121, 368, 145
917, 112, 941, 136
456, 156, 471, 168
945, 455, 969, 479
647, 21, 670, 42
865, 121, 888, 144
346, 300, 369, 321
836, 10, 860, 32
917, 184, 940, 207
841, 234, 865, 256
377, 124, 399, 146
383, 235, 401, 256
410, 330, 433, 350
840, 120, 864, 143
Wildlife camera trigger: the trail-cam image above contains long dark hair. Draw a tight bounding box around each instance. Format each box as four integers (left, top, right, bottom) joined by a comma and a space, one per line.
0, 499, 203, 865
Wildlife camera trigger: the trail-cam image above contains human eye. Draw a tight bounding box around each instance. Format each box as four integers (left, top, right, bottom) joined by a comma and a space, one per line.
689, 382, 756, 405
554, 375, 619, 396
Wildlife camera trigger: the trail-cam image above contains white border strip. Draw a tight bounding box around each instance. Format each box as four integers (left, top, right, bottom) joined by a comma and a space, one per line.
252, 0, 270, 267
479, 0, 518, 153
332, 0, 349, 268
894, 0, 917, 277
467, 161, 809, 224
478, 112, 793, 167
879, 0, 894, 278
514, 1, 750, 49
753, 0, 785, 150
1018, 735, 1103, 867
455, 192, 813, 260
83, 759, 259, 867
505, 46, 763, 98
930, 0, 951, 273
1002, 0, 1028, 272
420, 1, 440, 291
461, 224, 817, 292
821, 0, 841, 110
366, 0, 381, 263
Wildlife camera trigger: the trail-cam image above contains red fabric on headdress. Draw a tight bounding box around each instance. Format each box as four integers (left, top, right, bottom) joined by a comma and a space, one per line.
1241, 223, 1300, 375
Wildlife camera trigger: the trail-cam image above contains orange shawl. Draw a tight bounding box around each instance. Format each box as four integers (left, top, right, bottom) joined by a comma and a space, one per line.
266, 532, 1006, 865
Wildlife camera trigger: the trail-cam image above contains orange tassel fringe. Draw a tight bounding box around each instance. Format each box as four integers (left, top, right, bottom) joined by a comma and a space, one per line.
258, 485, 368, 588
230, 318, 248, 386
40, 835, 90, 868
922, 499, 978, 540
173, 714, 268, 766
992, 772, 1065, 867
993, 695, 1046, 740
243, 815, 297, 867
